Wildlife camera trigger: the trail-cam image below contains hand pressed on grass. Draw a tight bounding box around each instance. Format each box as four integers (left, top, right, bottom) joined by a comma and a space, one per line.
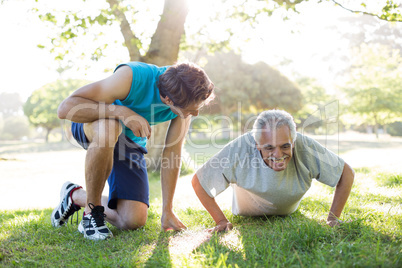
326, 218, 342, 227
161, 209, 187, 232
208, 220, 233, 233
326, 212, 343, 227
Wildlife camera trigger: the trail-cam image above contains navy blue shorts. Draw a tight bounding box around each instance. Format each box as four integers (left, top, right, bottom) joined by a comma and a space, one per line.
71, 122, 149, 209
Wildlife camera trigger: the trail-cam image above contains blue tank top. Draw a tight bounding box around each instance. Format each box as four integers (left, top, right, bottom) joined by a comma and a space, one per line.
113, 62, 177, 148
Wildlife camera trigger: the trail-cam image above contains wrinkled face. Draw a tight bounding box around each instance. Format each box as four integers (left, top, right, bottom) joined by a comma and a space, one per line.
169, 101, 204, 118
257, 125, 294, 172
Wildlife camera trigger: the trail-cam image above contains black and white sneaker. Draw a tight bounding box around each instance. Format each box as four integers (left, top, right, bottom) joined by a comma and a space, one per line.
78, 203, 113, 241
51, 181, 82, 227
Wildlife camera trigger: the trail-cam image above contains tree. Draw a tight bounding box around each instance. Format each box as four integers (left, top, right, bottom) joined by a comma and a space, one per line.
293, 77, 335, 132
0, 92, 27, 140
23, 79, 89, 142
32, 0, 401, 169
330, 0, 402, 22
203, 51, 302, 134
0, 92, 23, 119
325, 12, 402, 79
340, 14, 402, 53
342, 43, 402, 138
0, 116, 30, 140
205, 51, 302, 114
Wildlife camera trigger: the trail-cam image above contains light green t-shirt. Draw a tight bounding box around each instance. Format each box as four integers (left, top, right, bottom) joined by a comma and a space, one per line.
196, 132, 345, 216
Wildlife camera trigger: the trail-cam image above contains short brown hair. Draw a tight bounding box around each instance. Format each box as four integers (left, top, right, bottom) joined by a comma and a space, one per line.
158, 62, 215, 108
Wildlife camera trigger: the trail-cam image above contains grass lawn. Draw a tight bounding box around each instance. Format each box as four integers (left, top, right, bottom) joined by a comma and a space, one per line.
1, 135, 402, 267
1, 167, 401, 267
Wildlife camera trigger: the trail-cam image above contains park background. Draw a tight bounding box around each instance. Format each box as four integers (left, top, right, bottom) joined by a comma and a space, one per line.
0, 0, 401, 267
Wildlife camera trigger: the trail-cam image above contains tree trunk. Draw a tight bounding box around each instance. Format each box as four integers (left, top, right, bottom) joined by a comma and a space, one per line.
374, 114, 379, 139
60, 120, 66, 141
143, 0, 188, 65
45, 128, 52, 143
106, 0, 142, 61
219, 106, 231, 140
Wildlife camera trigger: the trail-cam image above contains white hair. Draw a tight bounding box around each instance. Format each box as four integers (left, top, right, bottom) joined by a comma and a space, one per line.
251, 109, 297, 145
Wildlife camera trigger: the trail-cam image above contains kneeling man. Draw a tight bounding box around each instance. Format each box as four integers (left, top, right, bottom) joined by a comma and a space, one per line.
192, 109, 354, 232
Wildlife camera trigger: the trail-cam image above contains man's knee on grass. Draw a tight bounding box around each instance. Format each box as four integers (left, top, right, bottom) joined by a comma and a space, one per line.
117, 201, 148, 230
120, 216, 147, 230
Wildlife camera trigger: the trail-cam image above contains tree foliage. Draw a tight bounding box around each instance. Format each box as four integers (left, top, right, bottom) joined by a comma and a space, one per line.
0, 116, 30, 140
34, 0, 188, 66
204, 51, 302, 116
23, 79, 89, 142
0, 92, 23, 118
31, 0, 401, 166
0, 92, 28, 140
340, 14, 402, 53
293, 77, 334, 131
342, 43, 402, 137
33, 0, 402, 69
331, 0, 402, 22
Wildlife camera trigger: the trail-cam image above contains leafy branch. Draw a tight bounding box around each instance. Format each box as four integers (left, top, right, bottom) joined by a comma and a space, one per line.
331, 0, 402, 22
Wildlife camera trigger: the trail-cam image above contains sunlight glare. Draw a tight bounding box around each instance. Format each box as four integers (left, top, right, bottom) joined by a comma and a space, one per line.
219, 229, 245, 258
169, 230, 212, 256
4, 214, 41, 228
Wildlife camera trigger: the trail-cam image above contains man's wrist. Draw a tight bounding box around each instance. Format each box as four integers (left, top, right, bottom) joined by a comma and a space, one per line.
327, 211, 337, 218
216, 218, 229, 225
162, 203, 173, 213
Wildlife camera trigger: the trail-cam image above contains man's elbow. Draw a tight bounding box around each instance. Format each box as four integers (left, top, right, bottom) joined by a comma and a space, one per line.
340, 162, 355, 187
192, 174, 206, 195
191, 174, 198, 190
347, 163, 355, 182
57, 101, 68, 119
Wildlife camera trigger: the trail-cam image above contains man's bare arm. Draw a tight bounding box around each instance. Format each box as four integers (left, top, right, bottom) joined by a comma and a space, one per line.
191, 174, 233, 232
160, 116, 191, 231
57, 66, 151, 138
327, 162, 355, 226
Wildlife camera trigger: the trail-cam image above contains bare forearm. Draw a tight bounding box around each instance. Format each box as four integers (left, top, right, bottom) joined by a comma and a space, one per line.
58, 96, 130, 123
161, 148, 181, 212
159, 116, 191, 230
199, 193, 228, 225
192, 175, 228, 224
328, 163, 355, 220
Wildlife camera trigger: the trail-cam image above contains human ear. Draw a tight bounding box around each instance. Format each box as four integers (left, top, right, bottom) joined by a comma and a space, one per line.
161, 95, 174, 106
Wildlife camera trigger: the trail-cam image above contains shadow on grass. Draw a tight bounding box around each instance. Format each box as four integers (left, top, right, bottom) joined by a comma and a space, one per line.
143, 232, 173, 268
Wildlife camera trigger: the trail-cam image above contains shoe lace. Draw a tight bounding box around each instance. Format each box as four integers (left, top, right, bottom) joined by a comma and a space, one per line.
70, 208, 81, 225
88, 203, 107, 227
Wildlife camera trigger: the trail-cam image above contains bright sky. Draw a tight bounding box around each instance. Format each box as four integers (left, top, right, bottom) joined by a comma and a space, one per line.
0, 0, 382, 101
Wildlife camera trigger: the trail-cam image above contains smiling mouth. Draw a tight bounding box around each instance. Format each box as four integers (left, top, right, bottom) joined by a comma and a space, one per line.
266, 156, 289, 163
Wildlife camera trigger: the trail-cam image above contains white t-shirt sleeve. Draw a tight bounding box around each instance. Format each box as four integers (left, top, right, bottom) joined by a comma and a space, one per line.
296, 133, 345, 187
196, 139, 238, 198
